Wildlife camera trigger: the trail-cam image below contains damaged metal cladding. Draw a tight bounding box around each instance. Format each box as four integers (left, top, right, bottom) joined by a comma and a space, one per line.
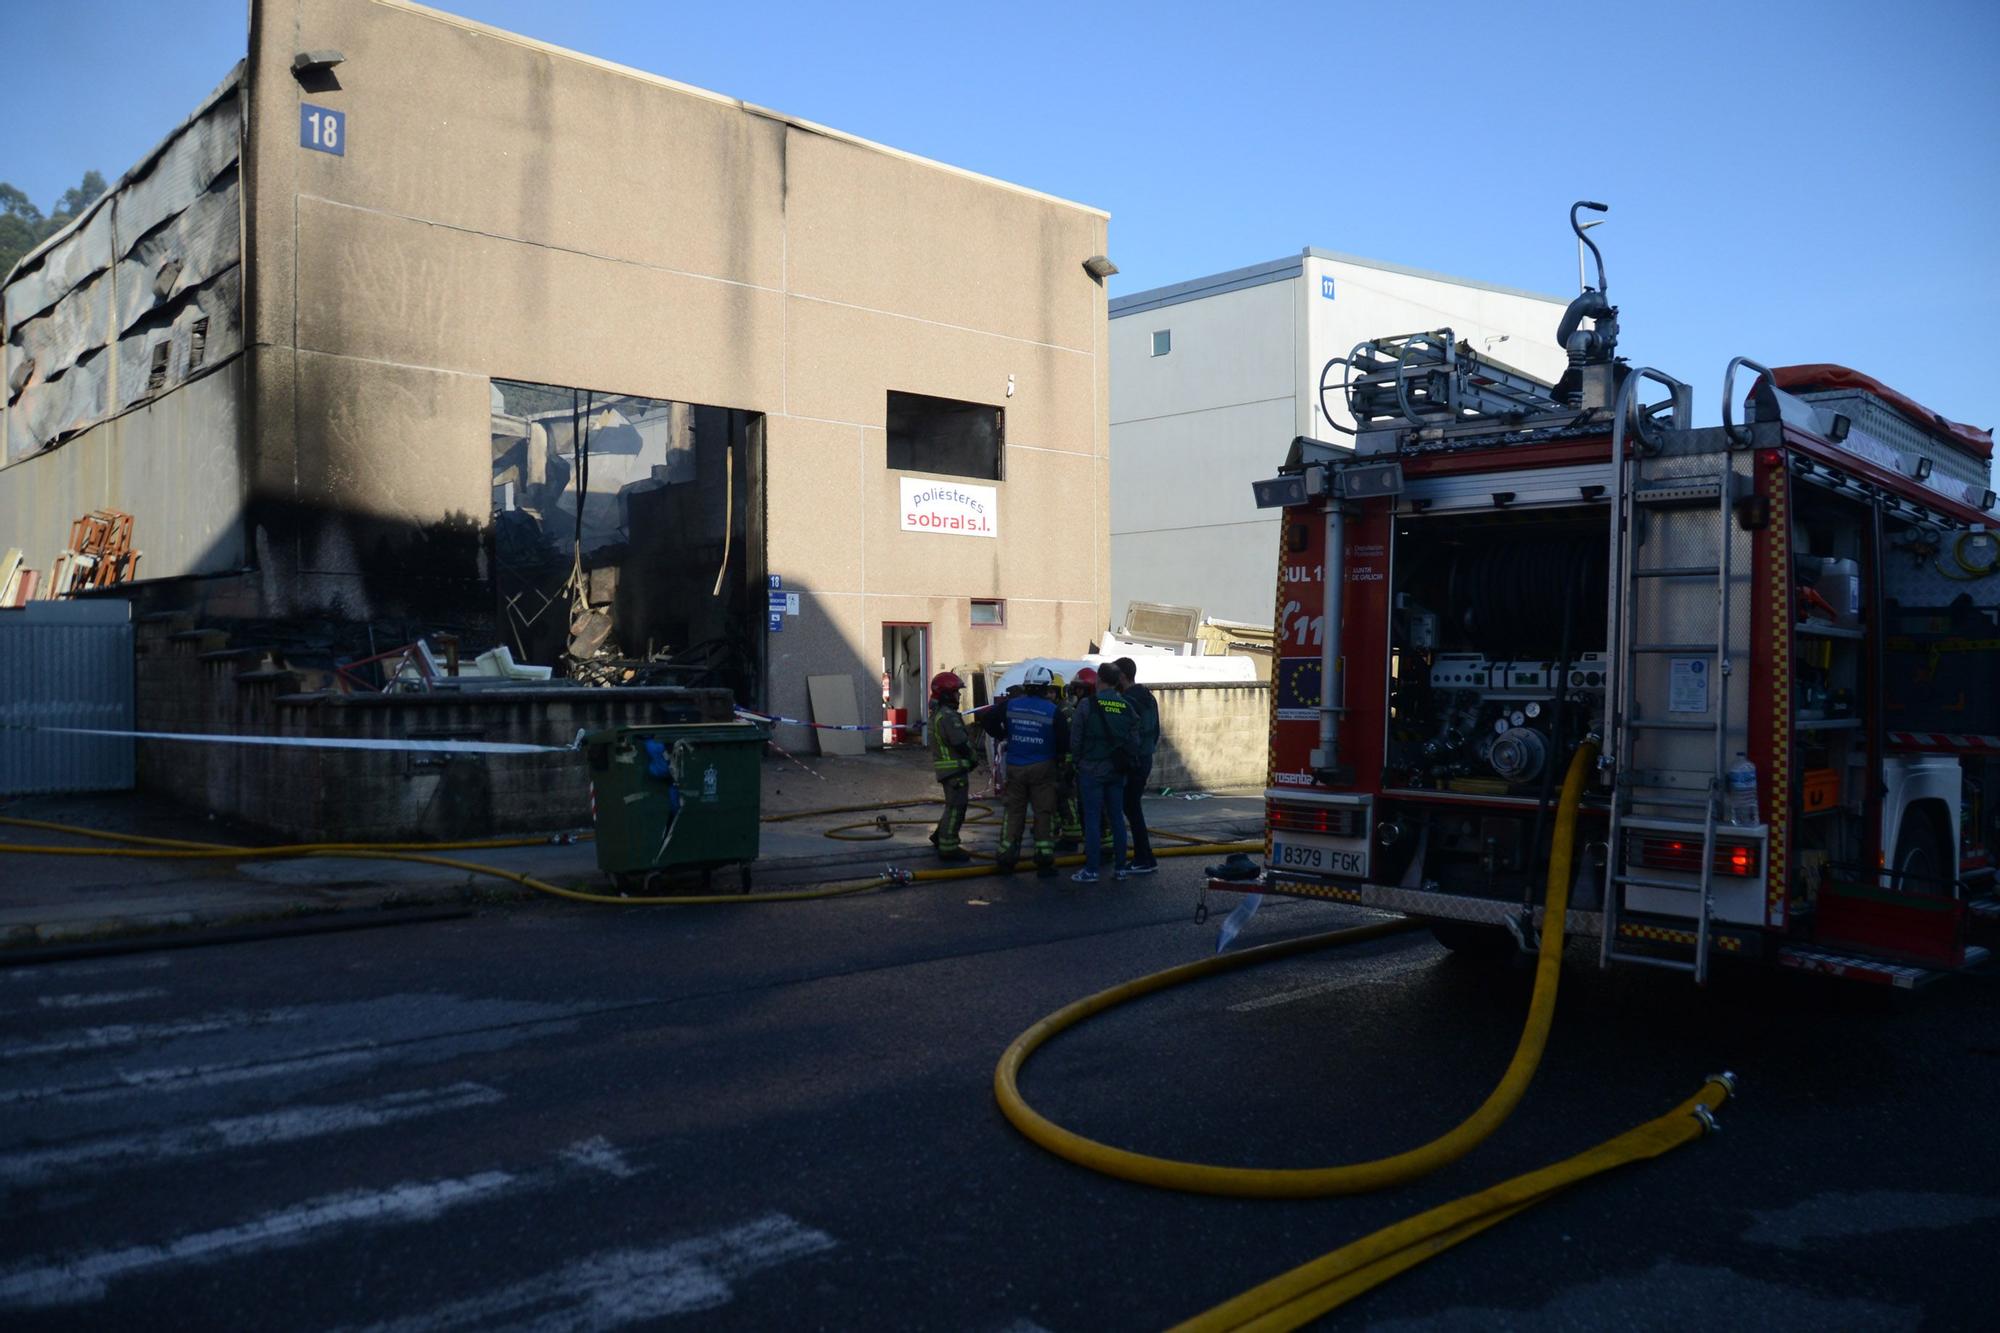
2, 64, 246, 463
490, 381, 763, 697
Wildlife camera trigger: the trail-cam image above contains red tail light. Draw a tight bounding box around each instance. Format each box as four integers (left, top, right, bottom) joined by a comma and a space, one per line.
1631, 835, 1760, 877
1267, 802, 1364, 837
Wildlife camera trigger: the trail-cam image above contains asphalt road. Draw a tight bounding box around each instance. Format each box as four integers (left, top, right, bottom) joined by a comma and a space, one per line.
1, 857, 1995, 1331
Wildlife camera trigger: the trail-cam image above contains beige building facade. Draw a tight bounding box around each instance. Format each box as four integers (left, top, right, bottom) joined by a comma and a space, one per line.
2, 0, 1111, 735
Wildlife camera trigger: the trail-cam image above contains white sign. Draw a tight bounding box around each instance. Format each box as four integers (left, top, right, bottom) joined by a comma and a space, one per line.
1669, 657, 1709, 714
900, 478, 998, 538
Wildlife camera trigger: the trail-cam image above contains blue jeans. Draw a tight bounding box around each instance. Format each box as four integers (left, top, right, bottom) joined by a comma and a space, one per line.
1080, 771, 1127, 874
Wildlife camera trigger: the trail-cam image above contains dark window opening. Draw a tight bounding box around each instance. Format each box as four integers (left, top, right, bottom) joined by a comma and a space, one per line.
886, 390, 1003, 480
490, 379, 765, 702
187, 317, 210, 371
146, 341, 171, 391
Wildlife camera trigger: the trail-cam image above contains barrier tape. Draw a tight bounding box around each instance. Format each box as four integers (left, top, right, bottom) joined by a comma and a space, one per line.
735, 703, 995, 734
3, 724, 573, 755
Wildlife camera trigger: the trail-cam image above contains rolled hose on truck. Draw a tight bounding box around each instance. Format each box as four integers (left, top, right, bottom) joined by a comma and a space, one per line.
0, 806, 1260, 906
993, 739, 1741, 1329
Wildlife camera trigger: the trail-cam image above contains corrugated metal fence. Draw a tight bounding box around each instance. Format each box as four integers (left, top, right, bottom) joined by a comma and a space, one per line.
0, 601, 134, 795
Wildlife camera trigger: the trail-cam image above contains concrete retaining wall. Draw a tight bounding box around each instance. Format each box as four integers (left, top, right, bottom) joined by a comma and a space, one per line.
1147, 682, 1269, 793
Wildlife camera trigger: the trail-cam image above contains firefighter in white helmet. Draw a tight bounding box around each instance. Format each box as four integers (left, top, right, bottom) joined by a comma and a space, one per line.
979, 665, 1068, 877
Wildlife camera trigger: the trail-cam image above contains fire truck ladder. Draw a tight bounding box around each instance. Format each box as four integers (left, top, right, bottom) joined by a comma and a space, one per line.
1601, 366, 1744, 983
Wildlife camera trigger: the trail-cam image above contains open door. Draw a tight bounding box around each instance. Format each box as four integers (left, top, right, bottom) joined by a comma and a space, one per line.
882, 623, 929, 748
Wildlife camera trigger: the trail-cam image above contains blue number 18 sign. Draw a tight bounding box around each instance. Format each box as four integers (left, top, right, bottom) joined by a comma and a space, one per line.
301, 105, 345, 156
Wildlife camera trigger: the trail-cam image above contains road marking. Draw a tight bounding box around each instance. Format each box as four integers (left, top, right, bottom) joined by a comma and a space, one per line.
0, 1045, 381, 1108
0, 1170, 517, 1308
5, 957, 171, 982
1227, 951, 1441, 1012
34, 989, 169, 1010
0, 1009, 303, 1062
339, 1212, 837, 1332
0, 1082, 503, 1189
560, 1135, 638, 1179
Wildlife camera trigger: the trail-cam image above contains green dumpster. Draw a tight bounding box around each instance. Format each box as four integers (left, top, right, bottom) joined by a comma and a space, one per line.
585, 721, 768, 890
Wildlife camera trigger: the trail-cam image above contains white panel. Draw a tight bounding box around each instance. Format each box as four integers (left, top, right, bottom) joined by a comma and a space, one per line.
1111, 396, 1298, 535
1113, 520, 1282, 628
1109, 276, 1297, 424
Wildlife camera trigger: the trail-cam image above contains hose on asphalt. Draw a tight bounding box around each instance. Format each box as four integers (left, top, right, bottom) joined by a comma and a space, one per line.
0, 813, 1260, 907
994, 739, 1737, 1325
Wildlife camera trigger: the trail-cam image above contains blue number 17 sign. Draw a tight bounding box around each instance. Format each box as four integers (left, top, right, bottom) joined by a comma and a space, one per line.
301, 105, 345, 156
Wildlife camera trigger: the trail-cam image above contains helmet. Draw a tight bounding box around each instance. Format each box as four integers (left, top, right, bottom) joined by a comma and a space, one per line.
1023, 665, 1055, 686
929, 670, 964, 697
1074, 667, 1097, 688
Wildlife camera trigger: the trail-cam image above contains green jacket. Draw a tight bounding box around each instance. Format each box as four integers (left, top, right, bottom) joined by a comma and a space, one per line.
1070, 690, 1133, 778
1122, 680, 1160, 761
931, 706, 974, 779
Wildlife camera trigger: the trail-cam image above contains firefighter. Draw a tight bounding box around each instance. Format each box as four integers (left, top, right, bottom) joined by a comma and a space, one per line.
1055, 667, 1094, 850
980, 665, 1066, 877
927, 670, 976, 862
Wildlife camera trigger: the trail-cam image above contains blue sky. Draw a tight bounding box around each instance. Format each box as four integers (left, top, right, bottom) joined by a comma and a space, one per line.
8, 0, 1997, 429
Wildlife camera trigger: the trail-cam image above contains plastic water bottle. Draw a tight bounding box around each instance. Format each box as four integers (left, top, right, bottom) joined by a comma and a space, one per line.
1726, 753, 1759, 825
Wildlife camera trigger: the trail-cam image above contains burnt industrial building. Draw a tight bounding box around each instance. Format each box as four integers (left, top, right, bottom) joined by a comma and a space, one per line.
2, 0, 1113, 738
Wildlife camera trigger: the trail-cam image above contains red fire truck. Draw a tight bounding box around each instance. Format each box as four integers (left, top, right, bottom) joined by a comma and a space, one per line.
1234, 205, 1999, 985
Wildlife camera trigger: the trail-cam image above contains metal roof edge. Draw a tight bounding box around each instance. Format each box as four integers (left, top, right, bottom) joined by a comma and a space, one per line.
1107, 255, 1304, 319
2, 61, 247, 295
1303, 246, 1569, 305
376, 0, 1109, 220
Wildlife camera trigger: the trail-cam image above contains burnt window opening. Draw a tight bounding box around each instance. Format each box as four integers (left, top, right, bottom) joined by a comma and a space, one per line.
886, 390, 1003, 481
145, 342, 172, 392
490, 379, 765, 703
187, 317, 210, 371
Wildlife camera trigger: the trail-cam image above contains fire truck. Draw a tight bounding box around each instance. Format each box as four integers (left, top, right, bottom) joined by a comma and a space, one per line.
1236, 204, 2000, 986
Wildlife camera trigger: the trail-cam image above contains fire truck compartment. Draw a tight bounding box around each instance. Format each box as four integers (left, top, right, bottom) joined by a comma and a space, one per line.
1386, 508, 1610, 798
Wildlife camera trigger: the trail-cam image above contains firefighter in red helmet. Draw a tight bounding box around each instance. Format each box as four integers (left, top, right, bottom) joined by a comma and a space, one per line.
928, 670, 976, 862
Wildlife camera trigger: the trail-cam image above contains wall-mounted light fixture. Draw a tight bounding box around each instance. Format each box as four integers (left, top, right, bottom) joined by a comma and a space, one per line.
293, 49, 346, 74
1082, 255, 1118, 281
1913, 456, 1934, 481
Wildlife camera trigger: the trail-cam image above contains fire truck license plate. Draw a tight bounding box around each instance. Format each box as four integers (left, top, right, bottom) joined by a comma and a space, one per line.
1271, 835, 1369, 879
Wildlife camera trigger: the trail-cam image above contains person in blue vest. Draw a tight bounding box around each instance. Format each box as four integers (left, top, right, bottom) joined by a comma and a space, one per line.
980, 665, 1068, 877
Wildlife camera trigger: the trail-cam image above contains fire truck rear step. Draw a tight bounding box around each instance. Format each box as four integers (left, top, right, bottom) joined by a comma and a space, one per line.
1774, 944, 1992, 989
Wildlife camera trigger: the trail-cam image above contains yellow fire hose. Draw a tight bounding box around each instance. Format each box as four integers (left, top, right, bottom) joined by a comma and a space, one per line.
993, 740, 1738, 1326
0, 813, 1259, 907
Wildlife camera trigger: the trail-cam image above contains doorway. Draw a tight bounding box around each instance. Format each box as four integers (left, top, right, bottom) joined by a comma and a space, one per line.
882, 624, 930, 748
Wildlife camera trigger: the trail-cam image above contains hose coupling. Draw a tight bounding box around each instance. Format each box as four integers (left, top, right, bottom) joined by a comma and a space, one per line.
1690, 1103, 1720, 1136
884, 866, 915, 886
1705, 1070, 1738, 1100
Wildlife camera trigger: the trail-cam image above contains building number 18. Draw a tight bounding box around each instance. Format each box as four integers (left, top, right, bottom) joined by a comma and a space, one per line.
300, 104, 345, 156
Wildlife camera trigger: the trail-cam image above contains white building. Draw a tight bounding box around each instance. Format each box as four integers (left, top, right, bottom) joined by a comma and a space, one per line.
1109, 248, 1572, 625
